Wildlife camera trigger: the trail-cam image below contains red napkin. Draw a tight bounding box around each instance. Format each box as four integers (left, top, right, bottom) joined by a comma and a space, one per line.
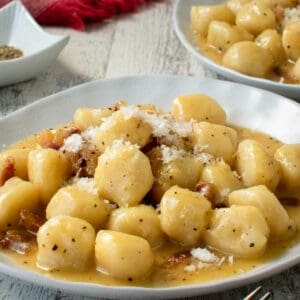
0, 0, 155, 30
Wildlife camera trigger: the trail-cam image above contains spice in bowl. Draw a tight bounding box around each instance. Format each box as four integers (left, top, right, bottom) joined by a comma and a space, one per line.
0, 45, 23, 61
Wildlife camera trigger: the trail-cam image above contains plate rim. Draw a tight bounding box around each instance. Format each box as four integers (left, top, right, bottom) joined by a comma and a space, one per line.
173, 0, 300, 91
0, 75, 299, 298
1, 75, 299, 122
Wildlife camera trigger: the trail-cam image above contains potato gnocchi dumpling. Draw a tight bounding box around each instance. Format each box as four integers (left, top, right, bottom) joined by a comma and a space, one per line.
37, 216, 95, 271
160, 186, 211, 247
147, 147, 203, 202
236, 139, 281, 190
28, 149, 71, 205
282, 22, 300, 61
207, 21, 254, 53
222, 41, 274, 78
0, 95, 299, 287
192, 122, 238, 166
293, 58, 300, 81
171, 94, 226, 124
94, 111, 152, 152
95, 230, 154, 280
274, 144, 300, 191
284, 206, 300, 231
255, 29, 286, 64
107, 205, 164, 248
73, 108, 113, 130
204, 205, 270, 257
0, 177, 40, 231
201, 162, 243, 206
94, 142, 153, 207
228, 185, 295, 240
236, 1, 276, 36
46, 186, 111, 229
191, 0, 300, 83
191, 5, 235, 36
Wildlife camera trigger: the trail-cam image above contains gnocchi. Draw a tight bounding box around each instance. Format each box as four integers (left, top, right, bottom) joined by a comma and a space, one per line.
222, 41, 274, 78
192, 122, 238, 166
228, 185, 295, 240
191, 0, 300, 83
191, 5, 235, 36
171, 93, 226, 124
0, 177, 40, 231
201, 162, 243, 206
94, 141, 154, 207
236, 1, 276, 36
107, 205, 164, 248
46, 186, 110, 229
28, 149, 71, 205
275, 144, 300, 191
147, 146, 203, 202
0, 94, 298, 287
204, 205, 270, 257
37, 216, 95, 271
160, 186, 211, 247
235, 139, 281, 190
95, 230, 154, 280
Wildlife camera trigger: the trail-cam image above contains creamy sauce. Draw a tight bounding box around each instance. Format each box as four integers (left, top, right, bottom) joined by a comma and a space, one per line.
1, 125, 299, 288
193, 33, 298, 84
2, 232, 299, 287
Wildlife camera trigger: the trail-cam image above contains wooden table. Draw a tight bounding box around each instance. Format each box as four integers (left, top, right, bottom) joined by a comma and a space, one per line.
0, 1, 299, 299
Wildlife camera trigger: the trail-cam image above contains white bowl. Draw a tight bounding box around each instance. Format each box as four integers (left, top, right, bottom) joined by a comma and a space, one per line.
0, 75, 299, 299
173, 0, 300, 100
0, 1, 69, 87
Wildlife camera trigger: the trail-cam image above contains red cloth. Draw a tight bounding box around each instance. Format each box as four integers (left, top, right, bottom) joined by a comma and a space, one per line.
0, 0, 155, 30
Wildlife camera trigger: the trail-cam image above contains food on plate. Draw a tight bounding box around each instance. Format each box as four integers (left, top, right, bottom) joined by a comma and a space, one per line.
191, 1, 300, 83
0, 93, 299, 287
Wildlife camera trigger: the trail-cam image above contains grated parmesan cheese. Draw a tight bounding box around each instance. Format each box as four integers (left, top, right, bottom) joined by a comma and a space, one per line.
60, 134, 83, 153
283, 5, 300, 26
184, 264, 196, 272
160, 145, 188, 164
191, 247, 218, 263
82, 126, 101, 142
69, 177, 98, 196
119, 105, 193, 142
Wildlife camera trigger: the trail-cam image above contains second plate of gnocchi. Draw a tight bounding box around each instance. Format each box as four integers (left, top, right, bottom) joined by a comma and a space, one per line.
0, 75, 299, 299
174, 0, 300, 100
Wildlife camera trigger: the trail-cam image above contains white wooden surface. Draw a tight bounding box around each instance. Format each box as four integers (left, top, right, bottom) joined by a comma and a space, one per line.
0, 1, 299, 299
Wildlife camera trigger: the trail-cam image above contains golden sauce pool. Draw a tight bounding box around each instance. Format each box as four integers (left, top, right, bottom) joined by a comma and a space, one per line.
1, 125, 299, 288
3, 231, 300, 287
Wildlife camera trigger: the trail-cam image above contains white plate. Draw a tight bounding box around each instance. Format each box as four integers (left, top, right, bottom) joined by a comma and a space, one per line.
0, 76, 299, 299
0, 1, 69, 87
173, 0, 300, 101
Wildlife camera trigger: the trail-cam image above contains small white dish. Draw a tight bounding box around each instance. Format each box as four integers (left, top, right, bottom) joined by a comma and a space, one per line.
0, 1, 69, 87
0, 75, 299, 299
173, 0, 300, 100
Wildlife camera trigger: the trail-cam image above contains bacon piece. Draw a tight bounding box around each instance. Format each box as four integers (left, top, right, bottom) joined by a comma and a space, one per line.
37, 126, 81, 150
167, 251, 191, 266
36, 130, 56, 149
279, 197, 300, 206
65, 140, 100, 177
0, 157, 15, 186
19, 209, 46, 234
195, 180, 216, 203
